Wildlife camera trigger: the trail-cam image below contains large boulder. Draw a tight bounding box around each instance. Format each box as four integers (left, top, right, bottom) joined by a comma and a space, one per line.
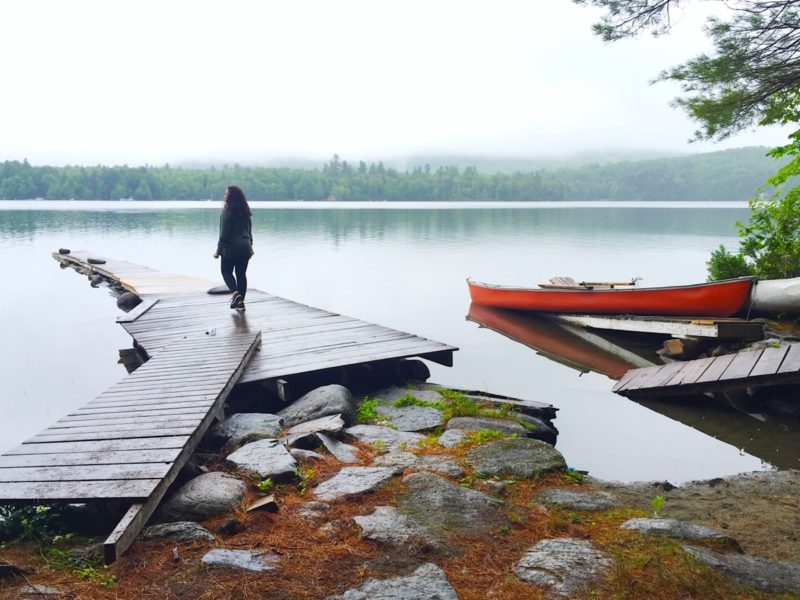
155, 472, 247, 523
535, 488, 617, 512
345, 425, 425, 450
397, 472, 504, 534
373, 450, 464, 478
354, 506, 435, 547
278, 385, 356, 427
466, 438, 566, 479
225, 438, 298, 479
326, 562, 458, 600
515, 538, 612, 597
314, 466, 402, 502
683, 545, 800, 594
207, 413, 284, 450
622, 518, 741, 552
201, 549, 280, 573
374, 404, 444, 432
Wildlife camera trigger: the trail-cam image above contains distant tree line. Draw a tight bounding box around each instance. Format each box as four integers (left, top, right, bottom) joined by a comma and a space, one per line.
0, 148, 783, 201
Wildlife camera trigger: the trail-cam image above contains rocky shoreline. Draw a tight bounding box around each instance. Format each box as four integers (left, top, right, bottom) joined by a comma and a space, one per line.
1, 370, 799, 599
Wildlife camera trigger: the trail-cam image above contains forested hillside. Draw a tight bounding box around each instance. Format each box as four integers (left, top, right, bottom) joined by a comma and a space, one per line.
0, 147, 782, 201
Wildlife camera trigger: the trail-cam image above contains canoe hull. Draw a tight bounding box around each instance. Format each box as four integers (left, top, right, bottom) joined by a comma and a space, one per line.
467, 277, 755, 318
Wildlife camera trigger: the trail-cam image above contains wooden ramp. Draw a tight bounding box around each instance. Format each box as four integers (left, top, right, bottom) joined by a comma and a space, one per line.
56, 251, 457, 384
613, 342, 800, 399
0, 330, 261, 563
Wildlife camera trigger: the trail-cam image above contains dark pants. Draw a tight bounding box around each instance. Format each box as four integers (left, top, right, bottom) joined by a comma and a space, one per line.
221, 255, 250, 298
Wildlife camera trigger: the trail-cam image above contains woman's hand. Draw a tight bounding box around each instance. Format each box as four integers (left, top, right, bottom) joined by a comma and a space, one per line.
213, 251, 220, 259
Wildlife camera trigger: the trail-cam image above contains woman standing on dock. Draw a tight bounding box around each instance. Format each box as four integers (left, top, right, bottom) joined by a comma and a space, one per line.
213, 185, 253, 310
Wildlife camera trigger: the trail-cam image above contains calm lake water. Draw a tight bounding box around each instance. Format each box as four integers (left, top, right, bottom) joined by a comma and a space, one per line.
1, 200, 790, 483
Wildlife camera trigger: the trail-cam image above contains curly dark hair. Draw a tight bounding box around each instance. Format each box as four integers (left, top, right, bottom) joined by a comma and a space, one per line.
224, 185, 252, 216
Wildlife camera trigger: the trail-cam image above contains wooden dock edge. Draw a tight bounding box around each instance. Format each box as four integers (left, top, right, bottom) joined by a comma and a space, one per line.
103, 330, 262, 564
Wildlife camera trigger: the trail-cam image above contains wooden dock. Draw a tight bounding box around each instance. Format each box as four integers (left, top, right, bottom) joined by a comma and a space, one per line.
57, 251, 457, 384
0, 251, 456, 562
613, 342, 800, 399
0, 330, 260, 563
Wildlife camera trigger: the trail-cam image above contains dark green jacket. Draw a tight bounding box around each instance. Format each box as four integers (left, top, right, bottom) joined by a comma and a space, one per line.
216, 208, 253, 260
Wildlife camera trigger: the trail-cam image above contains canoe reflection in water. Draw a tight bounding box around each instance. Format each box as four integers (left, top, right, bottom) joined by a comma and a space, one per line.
466, 302, 658, 380
466, 303, 798, 470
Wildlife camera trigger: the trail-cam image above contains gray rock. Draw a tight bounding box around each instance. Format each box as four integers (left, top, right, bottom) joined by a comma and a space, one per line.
374, 405, 444, 432
345, 425, 425, 449
226, 438, 298, 479
17, 585, 61, 596
314, 466, 401, 502
515, 538, 612, 597
326, 562, 459, 600
317, 432, 360, 463
278, 384, 356, 427
446, 416, 528, 437
684, 545, 800, 593
354, 506, 436, 546
513, 413, 558, 444
437, 429, 468, 448
143, 521, 215, 542
201, 548, 280, 573
536, 488, 617, 511
89, 273, 105, 287
374, 450, 465, 478
208, 413, 284, 450
467, 438, 566, 479
622, 518, 741, 551
116, 291, 141, 311
290, 448, 326, 462
281, 414, 345, 446
367, 387, 444, 404
398, 472, 503, 533
155, 472, 247, 522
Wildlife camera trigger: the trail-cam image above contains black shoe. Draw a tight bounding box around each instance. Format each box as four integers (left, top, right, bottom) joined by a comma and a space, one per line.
230, 293, 241, 309
232, 295, 245, 310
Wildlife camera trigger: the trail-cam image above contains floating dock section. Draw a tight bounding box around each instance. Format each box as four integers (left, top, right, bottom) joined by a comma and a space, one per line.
613, 343, 800, 399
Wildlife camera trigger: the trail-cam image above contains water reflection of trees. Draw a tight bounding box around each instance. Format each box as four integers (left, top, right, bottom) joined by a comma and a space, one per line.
0, 206, 748, 243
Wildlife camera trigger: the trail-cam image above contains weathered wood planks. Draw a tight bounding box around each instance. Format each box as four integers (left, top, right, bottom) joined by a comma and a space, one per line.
614, 342, 800, 398
0, 329, 261, 564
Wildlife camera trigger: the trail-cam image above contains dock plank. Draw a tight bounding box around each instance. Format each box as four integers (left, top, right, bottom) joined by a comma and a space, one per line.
718, 349, 763, 381
665, 356, 714, 386
696, 354, 736, 383
0, 463, 172, 482
0, 450, 180, 468
750, 345, 790, 377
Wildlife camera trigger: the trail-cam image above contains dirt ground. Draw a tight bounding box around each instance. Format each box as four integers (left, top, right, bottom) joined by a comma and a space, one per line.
595, 470, 800, 563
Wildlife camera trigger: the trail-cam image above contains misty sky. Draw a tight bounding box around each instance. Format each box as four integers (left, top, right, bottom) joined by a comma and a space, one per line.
2, 0, 791, 166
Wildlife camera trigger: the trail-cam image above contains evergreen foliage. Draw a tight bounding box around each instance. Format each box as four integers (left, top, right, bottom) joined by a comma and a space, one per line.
0, 148, 778, 201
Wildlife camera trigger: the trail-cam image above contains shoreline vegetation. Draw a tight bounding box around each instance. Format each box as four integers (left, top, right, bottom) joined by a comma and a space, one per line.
0, 147, 783, 202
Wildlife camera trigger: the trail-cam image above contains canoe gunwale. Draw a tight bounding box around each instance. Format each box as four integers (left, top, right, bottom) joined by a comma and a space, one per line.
466, 276, 757, 294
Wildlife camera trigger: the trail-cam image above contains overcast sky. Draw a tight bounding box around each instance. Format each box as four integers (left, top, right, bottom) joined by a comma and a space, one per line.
1, 0, 791, 166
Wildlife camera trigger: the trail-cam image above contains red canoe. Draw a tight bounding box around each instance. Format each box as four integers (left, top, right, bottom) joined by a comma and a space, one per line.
467, 277, 755, 317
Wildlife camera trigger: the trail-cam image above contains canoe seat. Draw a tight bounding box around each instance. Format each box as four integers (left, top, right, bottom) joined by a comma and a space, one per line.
550, 276, 579, 287
539, 276, 592, 290
539, 277, 639, 290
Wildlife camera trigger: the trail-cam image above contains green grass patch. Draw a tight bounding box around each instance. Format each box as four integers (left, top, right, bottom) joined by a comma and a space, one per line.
393, 393, 445, 410
356, 396, 381, 423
